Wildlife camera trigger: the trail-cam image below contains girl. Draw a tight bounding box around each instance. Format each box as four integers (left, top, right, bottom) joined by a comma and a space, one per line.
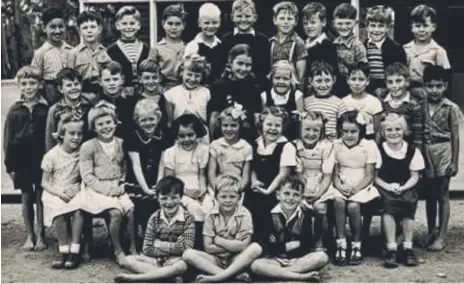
209, 44, 262, 142
79, 101, 136, 265
294, 111, 335, 250
332, 110, 380, 266
246, 106, 296, 239
208, 105, 252, 195
124, 99, 170, 239
41, 115, 85, 269
376, 113, 425, 268
261, 60, 304, 141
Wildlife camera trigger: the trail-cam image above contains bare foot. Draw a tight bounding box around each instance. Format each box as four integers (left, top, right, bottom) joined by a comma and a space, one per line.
34, 237, 48, 251
428, 239, 445, 251
235, 272, 252, 283
420, 231, 437, 248
114, 273, 134, 283
115, 252, 128, 267
22, 235, 35, 251
195, 274, 212, 283
302, 271, 322, 282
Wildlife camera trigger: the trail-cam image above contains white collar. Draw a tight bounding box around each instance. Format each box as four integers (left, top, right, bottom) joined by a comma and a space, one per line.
256, 135, 288, 149
216, 137, 248, 149
382, 141, 408, 156
384, 91, 411, 103
367, 37, 386, 49
193, 33, 221, 48
209, 205, 247, 217
271, 89, 291, 101
305, 33, 327, 48
233, 27, 255, 36
160, 206, 185, 226
271, 204, 303, 224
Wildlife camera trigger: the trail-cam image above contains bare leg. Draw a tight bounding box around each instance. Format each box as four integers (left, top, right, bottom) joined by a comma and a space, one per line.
313, 203, 327, 249
120, 255, 160, 274
333, 198, 347, 239
115, 260, 188, 282
71, 210, 84, 244
250, 258, 321, 281
182, 249, 224, 276
54, 215, 70, 248
383, 214, 396, 246
425, 178, 438, 233
402, 218, 415, 244
287, 251, 329, 273
35, 186, 47, 250
429, 178, 450, 251
106, 209, 125, 264
347, 202, 362, 242
125, 209, 137, 255
21, 189, 35, 250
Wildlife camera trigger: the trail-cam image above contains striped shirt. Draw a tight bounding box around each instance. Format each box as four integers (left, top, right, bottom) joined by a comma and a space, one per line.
304, 95, 347, 139
117, 40, 143, 76
31, 41, 73, 80
366, 40, 385, 80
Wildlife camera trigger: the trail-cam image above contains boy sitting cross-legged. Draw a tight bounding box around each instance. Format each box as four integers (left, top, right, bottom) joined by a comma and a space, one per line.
114, 176, 195, 283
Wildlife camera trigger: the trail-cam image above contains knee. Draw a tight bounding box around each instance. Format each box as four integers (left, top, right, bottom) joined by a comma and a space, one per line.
108, 209, 123, 220
247, 243, 264, 258
333, 198, 346, 211
182, 248, 198, 262
174, 260, 188, 273
250, 259, 264, 274
312, 251, 329, 266
347, 202, 360, 214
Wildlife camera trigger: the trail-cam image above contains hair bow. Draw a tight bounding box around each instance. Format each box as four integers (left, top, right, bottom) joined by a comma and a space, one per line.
230, 102, 247, 121
356, 111, 372, 126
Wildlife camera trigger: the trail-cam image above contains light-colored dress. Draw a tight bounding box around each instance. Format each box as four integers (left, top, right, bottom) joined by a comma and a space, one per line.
41, 145, 85, 227
332, 138, 380, 203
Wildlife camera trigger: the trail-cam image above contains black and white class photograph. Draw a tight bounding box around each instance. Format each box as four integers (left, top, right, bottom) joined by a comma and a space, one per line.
1, 0, 464, 282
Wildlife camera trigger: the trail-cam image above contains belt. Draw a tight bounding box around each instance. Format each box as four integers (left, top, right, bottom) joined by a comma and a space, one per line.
429, 136, 451, 144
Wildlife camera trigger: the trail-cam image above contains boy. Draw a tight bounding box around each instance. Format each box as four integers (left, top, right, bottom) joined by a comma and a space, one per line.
184, 3, 222, 84
270, 2, 307, 82
31, 8, 73, 105
68, 11, 111, 98
3, 66, 49, 251
332, 3, 367, 97
45, 68, 91, 151
114, 176, 195, 283
107, 6, 150, 97
364, 5, 406, 94
183, 175, 262, 283
422, 66, 462, 251
403, 5, 450, 87
250, 174, 329, 282
220, 0, 270, 88
148, 4, 186, 90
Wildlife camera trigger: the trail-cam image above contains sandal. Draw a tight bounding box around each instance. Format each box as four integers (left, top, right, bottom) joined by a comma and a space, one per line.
349, 247, 363, 265
335, 247, 347, 266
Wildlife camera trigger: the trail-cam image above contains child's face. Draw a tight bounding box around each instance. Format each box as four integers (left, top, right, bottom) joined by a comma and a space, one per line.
386, 74, 409, 98
216, 189, 240, 214
177, 124, 198, 151
367, 21, 389, 42
272, 68, 292, 95
276, 183, 303, 213
411, 17, 436, 42
232, 7, 257, 32
341, 122, 361, 147
100, 70, 124, 96
163, 16, 185, 40
44, 18, 66, 44
158, 192, 182, 217
383, 121, 404, 144
62, 121, 84, 151
347, 70, 369, 95
262, 114, 283, 143
311, 71, 335, 97
18, 78, 41, 101
79, 20, 101, 43
137, 113, 159, 135
425, 80, 448, 102
273, 10, 297, 35
333, 18, 356, 38
230, 54, 252, 80
140, 71, 161, 92
94, 115, 116, 142
199, 15, 220, 38
182, 69, 202, 90
303, 13, 326, 40
221, 116, 240, 142
116, 15, 141, 41
301, 119, 323, 147
59, 78, 82, 101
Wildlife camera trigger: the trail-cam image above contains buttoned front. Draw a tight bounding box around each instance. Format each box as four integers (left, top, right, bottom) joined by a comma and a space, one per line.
210, 138, 252, 177
149, 39, 185, 89
203, 206, 253, 241
270, 32, 307, 65
31, 41, 73, 80
68, 43, 111, 80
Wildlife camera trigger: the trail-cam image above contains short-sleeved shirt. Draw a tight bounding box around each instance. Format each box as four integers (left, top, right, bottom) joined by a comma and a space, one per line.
342, 93, 383, 135
210, 138, 252, 177
68, 43, 111, 80
41, 145, 81, 194
163, 143, 209, 192
164, 85, 211, 122
269, 32, 307, 65
376, 142, 425, 171
403, 39, 451, 83
333, 35, 368, 77
428, 98, 463, 142
203, 205, 253, 241
255, 136, 296, 167
149, 39, 185, 88
261, 89, 303, 107
31, 41, 73, 80
304, 95, 347, 139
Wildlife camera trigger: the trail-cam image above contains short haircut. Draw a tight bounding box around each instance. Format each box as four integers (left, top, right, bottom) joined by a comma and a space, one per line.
298, 110, 327, 140
410, 4, 437, 24
199, 3, 221, 20
87, 101, 118, 131
348, 62, 370, 78
380, 112, 410, 137
133, 98, 163, 122
215, 175, 242, 196
101, 61, 124, 77
54, 113, 84, 143
162, 4, 188, 22
138, 59, 161, 75
269, 60, 299, 87
155, 176, 184, 197
77, 11, 102, 27
366, 5, 394, 25
423, 65, 450, 83
301, 2, 327, 22
337, 110, 366, 139
231, 0, 256, 15
56, 68, 82, 87
42, 8, 65, 26
273, 1, 299, 18
279, 173, 305, 193
309, 60, 336, 78
115, 5, 141, 22
171, 113, 207, 138
15, 66, 41, 83
385, 62, 410, 80
178, 54, 210, 80
258, 106, 289, 133
333, 3, 357, 20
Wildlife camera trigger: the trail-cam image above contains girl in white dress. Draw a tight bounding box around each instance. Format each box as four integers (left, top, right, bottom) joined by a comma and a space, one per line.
41, 114, 85, 269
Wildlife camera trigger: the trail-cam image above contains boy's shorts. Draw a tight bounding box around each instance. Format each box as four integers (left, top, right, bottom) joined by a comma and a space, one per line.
12, 172, 42, 192
272, 257, 298, 267
426, 142, 452, 178
133, 254, 182, 267
214, 253, 237, 269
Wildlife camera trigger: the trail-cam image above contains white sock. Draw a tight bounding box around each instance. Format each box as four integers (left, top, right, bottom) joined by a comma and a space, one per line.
337, 238, 347, 249
387, 242, 398, 251
352, 241, 362, 250
59, 245, 70, 254
70, 243, 80, 254
403, 241, 413, 250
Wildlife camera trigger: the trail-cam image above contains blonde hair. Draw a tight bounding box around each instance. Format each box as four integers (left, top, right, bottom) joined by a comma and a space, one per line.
269, 60, 299, 86
87, 101, 118, 131
379, 112, 410, 137
15, 66, 41, 83
258, 106, 289, 132
298, 110, 327, 140
115, 5, 141, 22
215, 174, 242, 196
199, 3, 221, 20
232, 0, 256, 15
133, 98, 163, 122
53, 114, 85, 143
178, 53, 211, 81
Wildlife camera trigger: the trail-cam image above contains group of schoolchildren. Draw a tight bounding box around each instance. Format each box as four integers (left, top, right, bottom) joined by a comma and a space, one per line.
4, 0, 463, 282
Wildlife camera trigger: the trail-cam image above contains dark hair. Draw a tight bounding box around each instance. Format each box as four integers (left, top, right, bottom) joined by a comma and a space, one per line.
333, 3, 357, 20
171, 114, 207, 138
155, 176, 184, 197
279, 173, 305, 193
162, 4, 188, 22
101, 61, 124, 76
42, 8, 65, 26
410, 4, 437, 24
309, 60, 336, 78
301, 2, 327, 22
138, 59, 160, 75
77, 11, 102, 27
348, 62, 370, 78
223, 43, 253, 78
337, 110, 366, 140
423, 65, 450, 83
56, 68, 83, 87
385, 62, 409, 80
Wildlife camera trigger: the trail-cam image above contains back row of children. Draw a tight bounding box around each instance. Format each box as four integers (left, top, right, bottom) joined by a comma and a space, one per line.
4, 0, 462, 282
